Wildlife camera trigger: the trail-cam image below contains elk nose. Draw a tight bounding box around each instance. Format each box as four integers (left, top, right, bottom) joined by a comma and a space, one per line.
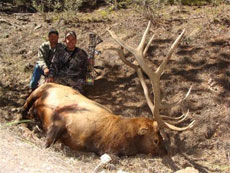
154, 139, 159, 145
153, 136, 160, 146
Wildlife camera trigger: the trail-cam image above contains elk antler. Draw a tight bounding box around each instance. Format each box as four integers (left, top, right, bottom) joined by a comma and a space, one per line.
107, 21, 195, 133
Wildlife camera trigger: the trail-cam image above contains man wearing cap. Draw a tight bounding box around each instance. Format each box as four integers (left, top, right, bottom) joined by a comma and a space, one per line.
47, 31, 88, 93
29, 28, 65, 90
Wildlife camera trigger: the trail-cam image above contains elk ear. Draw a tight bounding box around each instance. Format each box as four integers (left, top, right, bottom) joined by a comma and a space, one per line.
138, 127, 148, 135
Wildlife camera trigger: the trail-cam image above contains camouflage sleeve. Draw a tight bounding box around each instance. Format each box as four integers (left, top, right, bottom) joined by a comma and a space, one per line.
37, 42, 49, 70
49, 49, 63, 78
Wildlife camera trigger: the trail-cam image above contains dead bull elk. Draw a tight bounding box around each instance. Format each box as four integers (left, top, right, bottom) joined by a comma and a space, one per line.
22, 83, 166, 155
22, 22, 194, 156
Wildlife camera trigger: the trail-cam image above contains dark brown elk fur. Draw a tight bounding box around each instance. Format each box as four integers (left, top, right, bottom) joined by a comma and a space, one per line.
22, 83, 167, 156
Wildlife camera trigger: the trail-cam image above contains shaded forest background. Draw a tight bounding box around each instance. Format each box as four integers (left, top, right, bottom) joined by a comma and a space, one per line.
2, 0, 230, 13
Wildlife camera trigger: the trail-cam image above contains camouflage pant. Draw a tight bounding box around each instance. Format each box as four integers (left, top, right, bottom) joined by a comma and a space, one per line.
54, 76, 86, 93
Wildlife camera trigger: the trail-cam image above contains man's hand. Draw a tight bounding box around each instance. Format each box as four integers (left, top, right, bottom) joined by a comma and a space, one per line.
44, 68, 49, 76
46, 77, 54, 83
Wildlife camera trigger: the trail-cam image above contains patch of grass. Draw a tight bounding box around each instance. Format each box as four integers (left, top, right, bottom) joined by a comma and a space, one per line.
50, 7, 112, 25
98, 9, 110, 19
50, 10, 78, 24
212, 164, 230, 171
3, 120, 33, 127
79, 9, 112, 22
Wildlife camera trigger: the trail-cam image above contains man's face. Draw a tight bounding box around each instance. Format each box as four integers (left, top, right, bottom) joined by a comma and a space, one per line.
48, 33, 58, 47
65, 35, 76, 51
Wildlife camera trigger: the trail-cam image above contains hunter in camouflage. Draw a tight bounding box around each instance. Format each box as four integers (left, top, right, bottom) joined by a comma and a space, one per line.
36, 41, 65, 71
29, 28, 65, 90
48, 31, 88, 93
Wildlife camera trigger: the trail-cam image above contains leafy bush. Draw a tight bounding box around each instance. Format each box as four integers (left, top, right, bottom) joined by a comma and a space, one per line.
30, 0, 133, 12
31, 0, 101, 12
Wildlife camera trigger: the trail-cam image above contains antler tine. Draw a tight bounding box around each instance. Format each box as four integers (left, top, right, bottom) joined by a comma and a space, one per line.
138, 21, 151, 51
165, 120, 195, 131
107, 30, 136, 55
164, 110, 190, 125
137, 68, 155, 117
160, 86, 192, 109
107, 47, 138, 70
143, 34, 155, 58
161, 114, 185, 120
156, 29, 185, 76
161, 110, 189, 120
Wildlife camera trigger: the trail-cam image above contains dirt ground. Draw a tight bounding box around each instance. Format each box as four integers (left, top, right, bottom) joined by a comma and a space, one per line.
0, 3, 230, 173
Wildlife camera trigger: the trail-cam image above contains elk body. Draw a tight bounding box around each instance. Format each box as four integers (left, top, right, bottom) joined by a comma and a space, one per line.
22, 83, 167, 156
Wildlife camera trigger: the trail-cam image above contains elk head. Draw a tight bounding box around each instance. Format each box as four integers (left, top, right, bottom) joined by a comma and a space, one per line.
107, 21, 195, 146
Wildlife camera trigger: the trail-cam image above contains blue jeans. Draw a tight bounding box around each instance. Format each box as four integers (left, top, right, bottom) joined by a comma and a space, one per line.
29, 64, 44, 90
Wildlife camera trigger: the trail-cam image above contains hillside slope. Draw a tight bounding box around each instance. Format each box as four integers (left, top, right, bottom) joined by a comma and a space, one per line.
0, 4, 230, 172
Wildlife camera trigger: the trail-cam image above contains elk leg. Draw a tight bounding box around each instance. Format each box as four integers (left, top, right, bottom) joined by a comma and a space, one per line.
45, 123, 66, 148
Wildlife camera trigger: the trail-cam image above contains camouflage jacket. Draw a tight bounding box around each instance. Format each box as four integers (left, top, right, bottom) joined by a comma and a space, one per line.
49, 47, 88, 80
37, 41, 65, 70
